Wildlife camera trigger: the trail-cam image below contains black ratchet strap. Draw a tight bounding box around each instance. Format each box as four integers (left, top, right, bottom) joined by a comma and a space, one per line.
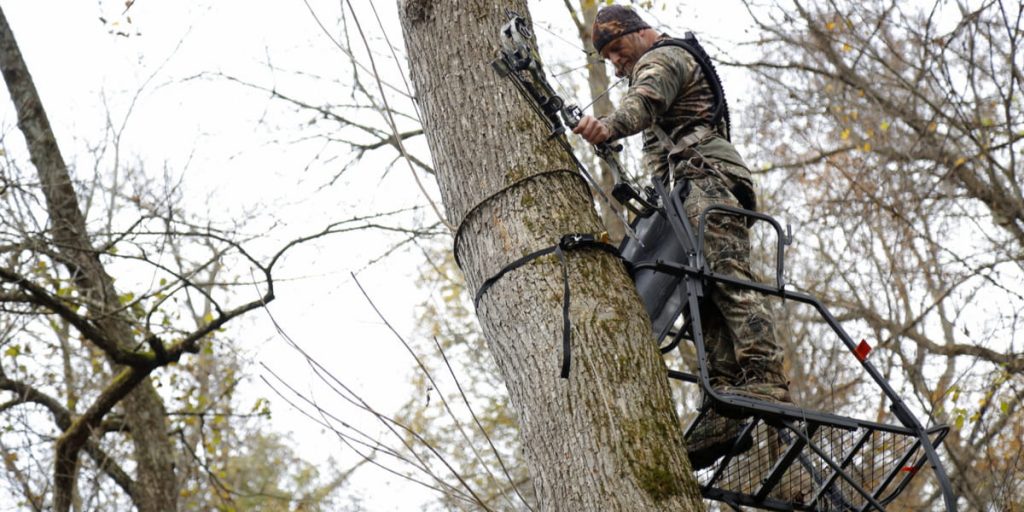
473, 233, 620, 378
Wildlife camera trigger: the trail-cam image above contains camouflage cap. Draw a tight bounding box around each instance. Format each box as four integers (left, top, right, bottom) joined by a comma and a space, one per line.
592, 5, 651, 54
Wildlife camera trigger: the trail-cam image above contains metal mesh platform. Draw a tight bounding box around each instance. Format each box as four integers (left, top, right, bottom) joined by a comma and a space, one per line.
681, 408, 949, 511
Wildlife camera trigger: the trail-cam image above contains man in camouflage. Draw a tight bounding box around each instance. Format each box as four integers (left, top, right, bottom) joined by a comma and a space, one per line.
573, 5, 792, 470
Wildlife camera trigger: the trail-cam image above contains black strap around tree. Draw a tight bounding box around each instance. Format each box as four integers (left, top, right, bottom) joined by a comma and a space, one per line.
473, 233, 620, 379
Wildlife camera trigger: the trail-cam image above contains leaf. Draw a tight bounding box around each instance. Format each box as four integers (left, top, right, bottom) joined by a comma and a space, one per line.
862, 142, 871, 151
1001, 401, 1010, 414
842, 43, 852, 52
880, 121, 890, 131
4, 345, 19, 358
826, 21, 836, 30
250, 397, 266, 414
840, 128, 851, 140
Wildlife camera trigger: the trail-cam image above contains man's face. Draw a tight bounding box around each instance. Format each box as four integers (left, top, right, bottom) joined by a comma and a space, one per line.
600, 33, 645, 78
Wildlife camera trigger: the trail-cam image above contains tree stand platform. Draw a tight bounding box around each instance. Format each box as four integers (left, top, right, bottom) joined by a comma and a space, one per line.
615, 177, 957, 511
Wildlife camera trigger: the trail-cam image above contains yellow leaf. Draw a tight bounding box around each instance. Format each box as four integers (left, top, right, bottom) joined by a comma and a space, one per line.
954, 157, 967, 166
203, 312, 214, 324
880, 121, 890, 131
862, 142, 872, 151
840, 129, 851, 140
842, 43, 852, 52
826, 21, 836, 30
928, 121, 938, 132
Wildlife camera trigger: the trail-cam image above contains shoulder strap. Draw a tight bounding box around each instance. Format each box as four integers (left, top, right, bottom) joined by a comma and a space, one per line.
648, 33, 732, 141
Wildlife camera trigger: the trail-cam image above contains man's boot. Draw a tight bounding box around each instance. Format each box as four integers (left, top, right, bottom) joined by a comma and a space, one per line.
685, 407, 753, 470
714, 365, 793, 418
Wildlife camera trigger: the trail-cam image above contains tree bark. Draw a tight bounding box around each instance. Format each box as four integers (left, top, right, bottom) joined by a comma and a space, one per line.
0, 7, 177, 511
399, 1, 704, 510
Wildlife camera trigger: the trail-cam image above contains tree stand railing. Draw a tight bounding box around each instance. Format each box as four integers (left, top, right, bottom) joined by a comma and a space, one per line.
616, 178, 957, 512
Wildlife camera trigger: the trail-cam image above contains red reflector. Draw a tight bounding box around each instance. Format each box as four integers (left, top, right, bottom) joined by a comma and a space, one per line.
855, 340, 872, 362
901, 466, 917, 474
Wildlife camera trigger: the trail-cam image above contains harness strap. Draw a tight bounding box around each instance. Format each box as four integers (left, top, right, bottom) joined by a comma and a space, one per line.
652, 123, 720, 188
473, 233, 620, 379
652, 124, 713, 161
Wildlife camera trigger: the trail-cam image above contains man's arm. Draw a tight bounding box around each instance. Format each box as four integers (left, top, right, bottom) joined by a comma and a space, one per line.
573, 47, 689, 144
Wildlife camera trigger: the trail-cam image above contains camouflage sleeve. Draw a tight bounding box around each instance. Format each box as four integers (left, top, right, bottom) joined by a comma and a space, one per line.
602, 47, 694, 139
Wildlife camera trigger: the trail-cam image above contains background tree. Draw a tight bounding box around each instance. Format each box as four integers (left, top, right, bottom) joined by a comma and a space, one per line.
0, 6, 368, 510
734, 0, 1024, 509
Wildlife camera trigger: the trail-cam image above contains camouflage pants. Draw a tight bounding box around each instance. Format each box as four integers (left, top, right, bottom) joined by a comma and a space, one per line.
677, 163, 785, 388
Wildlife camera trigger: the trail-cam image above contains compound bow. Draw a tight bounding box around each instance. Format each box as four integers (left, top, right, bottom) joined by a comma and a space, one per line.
491, 10, 640, 240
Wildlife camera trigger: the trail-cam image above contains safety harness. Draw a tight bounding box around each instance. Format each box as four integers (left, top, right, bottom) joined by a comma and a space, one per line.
648, 33, 732, 142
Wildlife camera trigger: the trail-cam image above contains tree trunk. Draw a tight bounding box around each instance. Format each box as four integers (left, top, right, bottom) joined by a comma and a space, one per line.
0, 7, 177, 511
399, 1, 704, 510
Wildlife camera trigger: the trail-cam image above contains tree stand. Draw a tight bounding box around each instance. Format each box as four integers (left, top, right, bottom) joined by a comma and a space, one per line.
616, 178, 957, 512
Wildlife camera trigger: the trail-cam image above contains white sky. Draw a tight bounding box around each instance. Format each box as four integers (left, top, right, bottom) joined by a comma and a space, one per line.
0, 1, 761, 509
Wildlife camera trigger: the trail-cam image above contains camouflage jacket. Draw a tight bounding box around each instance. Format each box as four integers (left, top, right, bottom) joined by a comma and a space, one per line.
602, 36, 752, 184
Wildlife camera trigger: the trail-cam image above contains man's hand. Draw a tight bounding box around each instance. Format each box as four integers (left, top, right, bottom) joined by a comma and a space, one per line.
572, 115, 611, 145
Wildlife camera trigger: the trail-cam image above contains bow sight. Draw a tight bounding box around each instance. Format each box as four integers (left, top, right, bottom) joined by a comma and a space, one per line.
493, 13, 565, 137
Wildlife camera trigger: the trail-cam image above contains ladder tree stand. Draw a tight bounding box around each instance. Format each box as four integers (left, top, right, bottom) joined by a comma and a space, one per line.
616, 177, 957, 512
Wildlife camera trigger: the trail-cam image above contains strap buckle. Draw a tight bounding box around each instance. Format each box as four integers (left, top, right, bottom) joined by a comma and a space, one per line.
559, 232, 610, 250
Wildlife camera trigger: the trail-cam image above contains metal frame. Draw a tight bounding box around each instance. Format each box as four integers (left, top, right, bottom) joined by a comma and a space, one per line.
618, 178, 957, 511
